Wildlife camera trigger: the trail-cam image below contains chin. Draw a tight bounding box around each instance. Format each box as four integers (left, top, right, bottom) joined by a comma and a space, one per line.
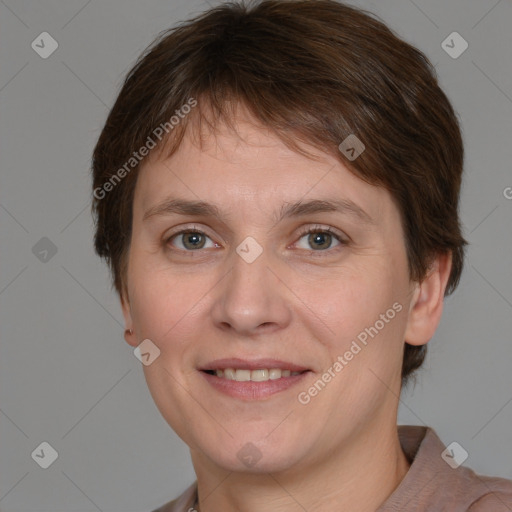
197, 435, 309, 474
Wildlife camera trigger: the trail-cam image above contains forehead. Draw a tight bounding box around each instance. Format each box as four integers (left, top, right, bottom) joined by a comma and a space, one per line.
134, 112, 395, 228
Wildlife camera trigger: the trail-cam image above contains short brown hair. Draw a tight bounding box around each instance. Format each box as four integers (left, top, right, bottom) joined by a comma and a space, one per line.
91, 0, 468, 387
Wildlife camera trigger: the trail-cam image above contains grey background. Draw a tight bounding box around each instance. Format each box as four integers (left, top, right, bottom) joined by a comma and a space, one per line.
1, 0, 511, 510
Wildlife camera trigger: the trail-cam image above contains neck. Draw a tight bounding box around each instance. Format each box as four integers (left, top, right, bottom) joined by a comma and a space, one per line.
190, 422, 410, 512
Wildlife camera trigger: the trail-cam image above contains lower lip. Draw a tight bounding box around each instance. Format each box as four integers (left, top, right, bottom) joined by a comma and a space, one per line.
199, 371, 311, 400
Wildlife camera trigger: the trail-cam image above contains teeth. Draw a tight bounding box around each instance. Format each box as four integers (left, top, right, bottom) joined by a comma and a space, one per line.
269, 369, 282, 380
251, 369, 269, 382
235, 369, 251, 381
213, 368, 302, 381
223, 368, 235, 379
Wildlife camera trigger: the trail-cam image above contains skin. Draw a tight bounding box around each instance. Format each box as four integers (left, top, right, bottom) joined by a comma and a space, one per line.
121, 103, 452, 512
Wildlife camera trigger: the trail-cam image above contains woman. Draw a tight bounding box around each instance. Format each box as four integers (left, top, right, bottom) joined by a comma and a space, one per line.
91, 1, 512, 510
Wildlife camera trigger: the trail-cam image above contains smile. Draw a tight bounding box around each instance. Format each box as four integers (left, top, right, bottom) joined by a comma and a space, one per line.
199, 360, 311, 400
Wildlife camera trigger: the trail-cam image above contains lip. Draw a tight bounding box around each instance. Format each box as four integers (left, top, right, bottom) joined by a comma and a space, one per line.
199, 358, 310, 372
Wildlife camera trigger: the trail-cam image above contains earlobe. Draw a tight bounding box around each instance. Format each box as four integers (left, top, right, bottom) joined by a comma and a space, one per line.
120, 292, 137, 347
403, 252, 453, 347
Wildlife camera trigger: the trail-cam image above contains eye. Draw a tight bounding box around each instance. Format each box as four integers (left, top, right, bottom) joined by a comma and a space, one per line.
165, 227, 218, 251
294, 225, 347, 252
164, 224, 348, 253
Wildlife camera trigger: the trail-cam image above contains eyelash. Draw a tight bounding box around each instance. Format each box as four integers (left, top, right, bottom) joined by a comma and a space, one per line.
164, 224, 348, 255
295, 225, 347, 252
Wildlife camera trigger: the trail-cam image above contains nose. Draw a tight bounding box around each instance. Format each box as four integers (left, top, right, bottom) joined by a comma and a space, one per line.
210, 244, 292, 337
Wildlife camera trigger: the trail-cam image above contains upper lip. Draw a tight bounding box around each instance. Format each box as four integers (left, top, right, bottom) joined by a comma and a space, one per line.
199, 358, 310, 372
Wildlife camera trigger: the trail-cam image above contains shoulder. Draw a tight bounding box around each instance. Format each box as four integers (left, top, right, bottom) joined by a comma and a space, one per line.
384, 426, 512, 511
466, 476, 512, 511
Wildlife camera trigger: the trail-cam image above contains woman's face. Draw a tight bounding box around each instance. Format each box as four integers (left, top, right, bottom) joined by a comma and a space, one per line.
122, 109, 419, 473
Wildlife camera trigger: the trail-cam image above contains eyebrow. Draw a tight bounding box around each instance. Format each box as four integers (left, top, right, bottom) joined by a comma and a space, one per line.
142, 197, 375, 226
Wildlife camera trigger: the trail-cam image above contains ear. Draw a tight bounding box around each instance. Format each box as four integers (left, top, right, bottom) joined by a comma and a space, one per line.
404, 251, 453, 346
121, 291, 137, 347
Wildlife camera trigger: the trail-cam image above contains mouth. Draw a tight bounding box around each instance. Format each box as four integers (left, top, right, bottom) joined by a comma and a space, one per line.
198, 358, 312, 400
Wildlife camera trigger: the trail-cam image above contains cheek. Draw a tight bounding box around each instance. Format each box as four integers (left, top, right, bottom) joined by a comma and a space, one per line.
320, 264, 396, 328
128, 244, 190, 323
314, 260, 408, 369
130, 278, 173, 335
